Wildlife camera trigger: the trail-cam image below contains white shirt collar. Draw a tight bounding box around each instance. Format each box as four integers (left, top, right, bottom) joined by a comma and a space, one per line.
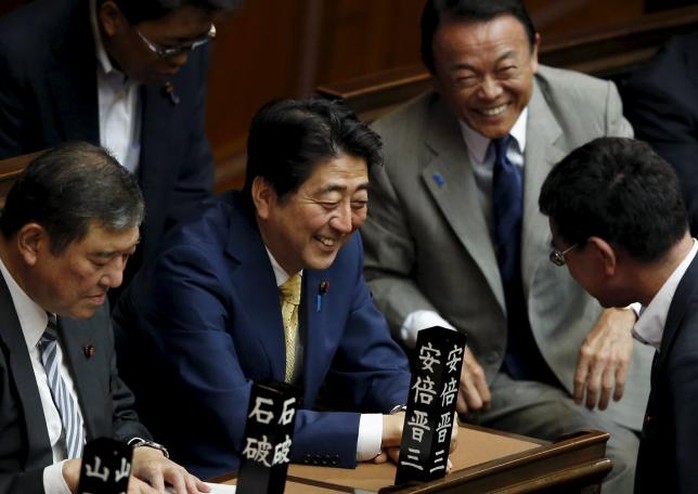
459, 107, 528, 164
264, 247, 303, 288
0, 257, 49, 350
633, 238, 698, 351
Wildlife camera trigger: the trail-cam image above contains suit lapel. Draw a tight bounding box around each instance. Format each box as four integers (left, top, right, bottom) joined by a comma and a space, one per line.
421, 99, 504, 309
655, 255, 698, 373
0, 275, 53, 468
58, 316, 106, 441
521, 83, 566, 290
224, 204, 287, 382
301, 269, 335, 405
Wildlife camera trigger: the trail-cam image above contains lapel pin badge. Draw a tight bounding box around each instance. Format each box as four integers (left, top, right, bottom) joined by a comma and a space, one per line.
83, 344, 96, 359
316, 280, 330, 312
432, 172, 445, 188
162, 82, 180, 106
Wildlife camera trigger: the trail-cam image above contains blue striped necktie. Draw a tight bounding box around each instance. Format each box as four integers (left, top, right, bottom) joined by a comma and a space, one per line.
38, 314, 85, 459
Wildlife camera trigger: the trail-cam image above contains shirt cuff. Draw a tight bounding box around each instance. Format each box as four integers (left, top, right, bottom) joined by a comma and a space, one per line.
401, 310, 456, 349
44, 460, 72, 494
356, 413, 383, 462
626, 302, 642, 319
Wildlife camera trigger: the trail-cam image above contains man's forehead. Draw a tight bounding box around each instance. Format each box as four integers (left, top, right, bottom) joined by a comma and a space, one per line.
73, 223, 140, 248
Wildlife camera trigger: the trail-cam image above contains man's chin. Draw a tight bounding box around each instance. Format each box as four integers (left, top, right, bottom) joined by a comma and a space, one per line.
69, 305, 100, 320
306, 253, 339, 271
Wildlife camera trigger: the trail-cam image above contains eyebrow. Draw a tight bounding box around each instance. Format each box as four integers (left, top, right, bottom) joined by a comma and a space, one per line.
313, 182, 369, 195
448, 50, 519, 73
90, 239, 140, 258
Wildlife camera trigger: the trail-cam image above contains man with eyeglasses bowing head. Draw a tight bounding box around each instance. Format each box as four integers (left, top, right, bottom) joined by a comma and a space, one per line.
540, 137, 698, 493
0, 0, 241, 298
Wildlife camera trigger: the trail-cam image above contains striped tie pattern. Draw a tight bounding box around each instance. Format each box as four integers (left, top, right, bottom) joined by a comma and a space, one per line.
38, 315, 85, 459
279, 273, 302, 383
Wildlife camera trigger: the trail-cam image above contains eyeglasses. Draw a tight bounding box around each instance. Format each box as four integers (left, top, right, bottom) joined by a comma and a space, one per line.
549, 243, 578, 266
136, 24, 216, 59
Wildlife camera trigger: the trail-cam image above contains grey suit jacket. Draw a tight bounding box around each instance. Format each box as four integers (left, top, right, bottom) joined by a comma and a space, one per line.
0, 274, 149, 494
362, 65, 653, 431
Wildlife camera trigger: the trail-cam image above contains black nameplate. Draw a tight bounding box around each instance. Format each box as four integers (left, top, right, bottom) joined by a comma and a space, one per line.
77, 437, 132, 494
237, 382, 300, 494
394, 326, 467, 485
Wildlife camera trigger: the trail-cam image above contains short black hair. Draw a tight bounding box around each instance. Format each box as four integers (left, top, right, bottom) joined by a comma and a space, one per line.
539, 137, 688, 263
0, 142, 145, 255
420, 0, 537, 74
242, 98, 382, 213
104, 0, 242, 24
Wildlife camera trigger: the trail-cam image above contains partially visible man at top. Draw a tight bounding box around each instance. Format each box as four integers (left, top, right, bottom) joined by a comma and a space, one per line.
539, 136, 698, 493
360, 0, 653, 491
112, 98, 413, 479
0, 0, 241, 294
0, 142, 208, 494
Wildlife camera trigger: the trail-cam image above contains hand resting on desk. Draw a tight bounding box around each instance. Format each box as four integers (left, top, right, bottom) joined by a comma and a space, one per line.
371, 411, 459, 471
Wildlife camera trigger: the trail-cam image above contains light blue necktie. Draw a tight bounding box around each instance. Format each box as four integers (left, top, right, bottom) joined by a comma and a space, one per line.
38, 315, 85, 459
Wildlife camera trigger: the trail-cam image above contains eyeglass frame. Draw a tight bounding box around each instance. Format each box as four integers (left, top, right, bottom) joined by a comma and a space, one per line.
549, 243, 578, 266
136, 24, 216, 59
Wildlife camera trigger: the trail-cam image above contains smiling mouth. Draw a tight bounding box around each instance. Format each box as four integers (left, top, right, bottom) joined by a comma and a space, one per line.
478, 104, 508, 117
316, 235, 340, 248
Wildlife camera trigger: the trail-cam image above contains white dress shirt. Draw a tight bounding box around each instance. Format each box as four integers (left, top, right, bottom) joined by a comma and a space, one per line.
400, 110, 528, 348
90, 0, 141, 172
265, 249, 383, 461
0, 258, 82, 494
633, 238, 698, 351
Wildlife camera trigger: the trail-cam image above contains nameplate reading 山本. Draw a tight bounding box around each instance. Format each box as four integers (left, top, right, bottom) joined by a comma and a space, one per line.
77, 437, 132, 494
394, 326, 466, 485
237, 382, 299, 494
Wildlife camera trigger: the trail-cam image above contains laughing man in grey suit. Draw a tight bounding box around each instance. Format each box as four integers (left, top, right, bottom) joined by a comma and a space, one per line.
361, 1, 653, 492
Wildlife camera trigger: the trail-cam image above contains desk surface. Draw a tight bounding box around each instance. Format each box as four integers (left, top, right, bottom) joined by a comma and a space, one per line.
222, 425, 610, 493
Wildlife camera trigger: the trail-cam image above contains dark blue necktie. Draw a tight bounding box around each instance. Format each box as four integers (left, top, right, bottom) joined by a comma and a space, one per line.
491, 136, 559, 384
492, 136, 551, 382
492, 135, 523, 285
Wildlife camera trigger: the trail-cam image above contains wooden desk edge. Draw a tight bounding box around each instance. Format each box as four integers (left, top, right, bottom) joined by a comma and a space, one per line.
210, 428, 610, 493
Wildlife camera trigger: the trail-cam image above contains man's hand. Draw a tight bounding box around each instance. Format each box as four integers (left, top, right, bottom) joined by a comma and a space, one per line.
575, 307, 636, 410
381, 412, 406, 449
62, 458, 82, 492
62, 450, 210, 494
456, 346, 491, 414
130, 446, 210, 494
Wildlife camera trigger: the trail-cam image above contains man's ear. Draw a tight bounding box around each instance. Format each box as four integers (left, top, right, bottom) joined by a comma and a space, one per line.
16, 224, 49, 267
251, 176, 276, 220
98, 1, 128, 37
587, 236, 617, 277
530, 32, 541, 74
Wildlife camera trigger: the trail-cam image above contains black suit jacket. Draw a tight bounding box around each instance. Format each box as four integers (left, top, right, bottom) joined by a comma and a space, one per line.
0, 273, 150, 494
636, 254, 698, 493
0, 0, 214, 266
621, 32, 698, 235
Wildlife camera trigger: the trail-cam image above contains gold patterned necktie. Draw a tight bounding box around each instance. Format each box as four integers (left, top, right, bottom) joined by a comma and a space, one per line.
279, 273, 302, 383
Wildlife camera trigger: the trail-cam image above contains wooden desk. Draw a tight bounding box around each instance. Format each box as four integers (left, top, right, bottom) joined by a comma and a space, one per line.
220, 426, 611, 493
